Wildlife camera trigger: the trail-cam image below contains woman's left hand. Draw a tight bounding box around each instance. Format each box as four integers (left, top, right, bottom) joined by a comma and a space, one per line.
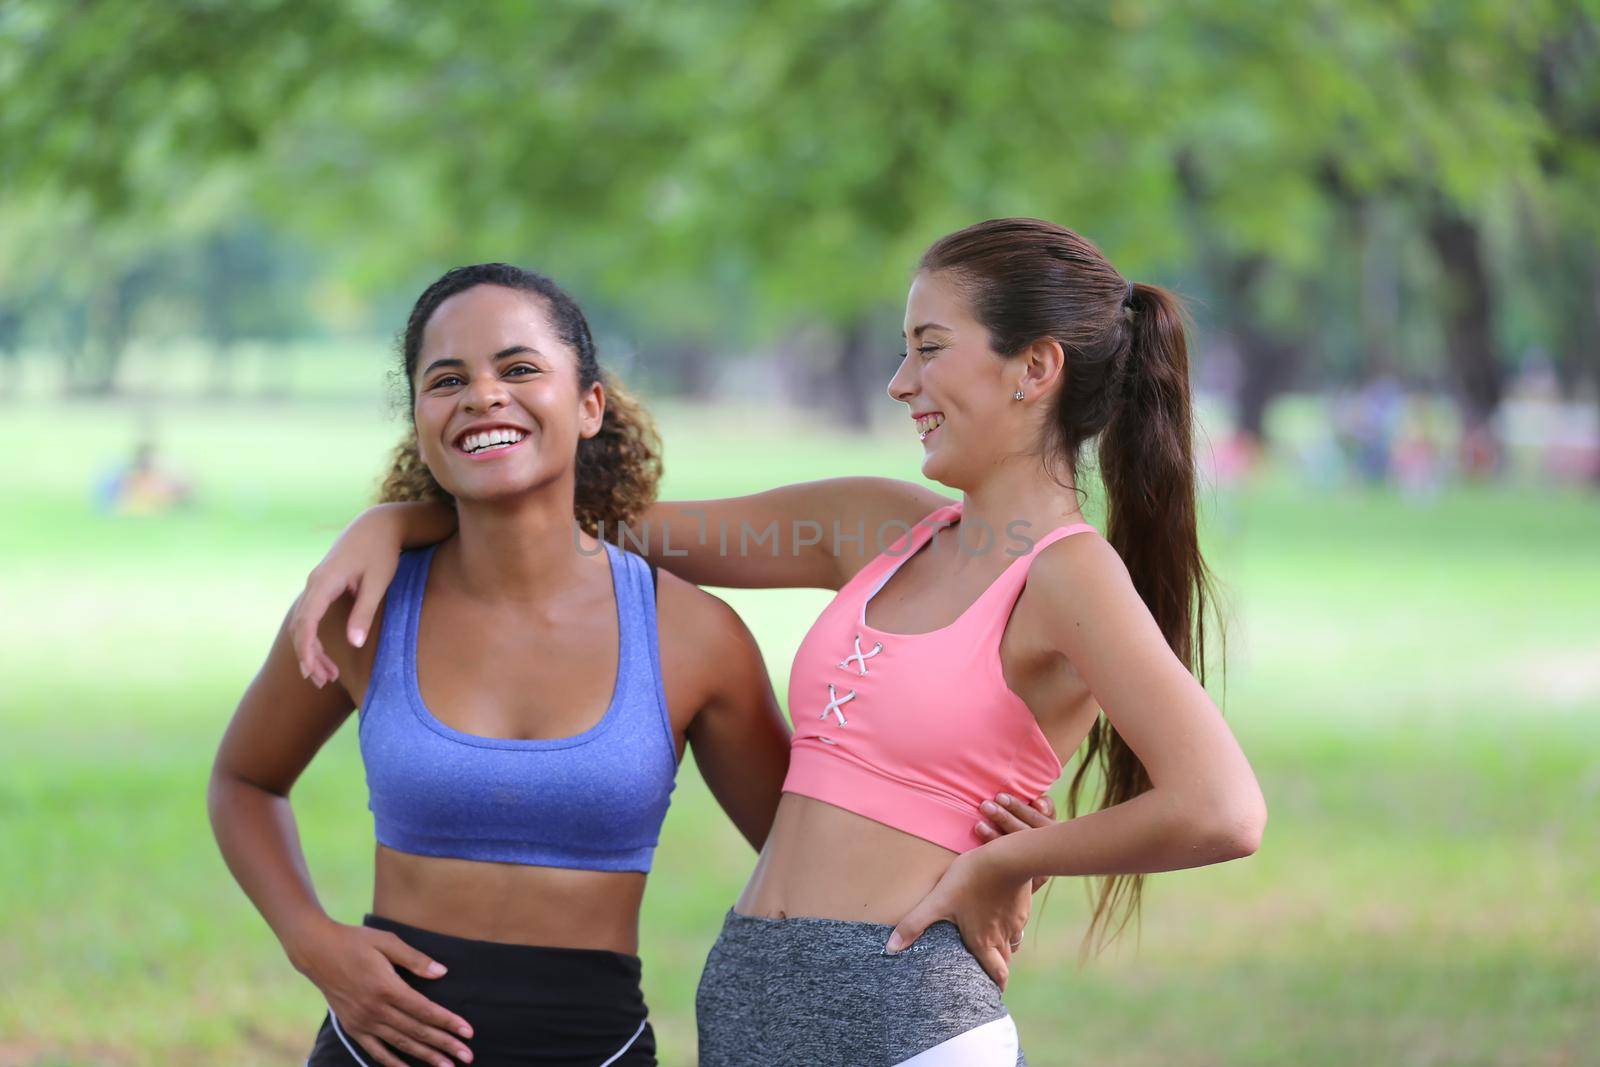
884, 793, 1052, 992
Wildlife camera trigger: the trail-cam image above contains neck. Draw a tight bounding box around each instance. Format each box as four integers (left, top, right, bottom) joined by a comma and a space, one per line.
443, 483, 602, 604
956, 459, 1084, 559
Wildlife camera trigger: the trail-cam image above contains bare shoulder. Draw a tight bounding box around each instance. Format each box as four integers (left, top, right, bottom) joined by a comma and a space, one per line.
652, 566, 770, 726
653, 566, 751, 651
1022, 530, 1141, 623
1020, 530, 1173, 665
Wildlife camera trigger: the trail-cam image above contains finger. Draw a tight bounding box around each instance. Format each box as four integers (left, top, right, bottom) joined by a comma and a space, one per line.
978, 798, 1032, 835
314, 578, 354, 685
994, 792, 1054, 830
291, 575, 345, 679
308, 645, 340, 689
376, 932, 448, 979
374, 1020, 462, 1067
353, 1031, 409, 1067
975, 944, 1010, 991
394, 985, 475, 1041
1031, 793, 1056, 820
347, 573, 384, 649
974, 820, 999, 841
317, 647, 342, 687
884, 906, 938, 955
384, 1006, 474, 1064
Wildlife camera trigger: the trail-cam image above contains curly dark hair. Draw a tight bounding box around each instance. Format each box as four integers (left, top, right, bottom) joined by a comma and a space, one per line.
377, 263, 661, 538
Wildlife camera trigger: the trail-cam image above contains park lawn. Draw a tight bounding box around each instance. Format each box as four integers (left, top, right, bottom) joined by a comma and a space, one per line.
1, 396, 1597, 1066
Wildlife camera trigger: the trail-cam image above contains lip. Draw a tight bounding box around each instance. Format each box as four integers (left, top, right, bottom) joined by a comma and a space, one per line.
453, 422, 532, 459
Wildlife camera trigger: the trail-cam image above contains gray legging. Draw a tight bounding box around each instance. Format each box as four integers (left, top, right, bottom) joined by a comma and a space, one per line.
697, 910, 1026, 1066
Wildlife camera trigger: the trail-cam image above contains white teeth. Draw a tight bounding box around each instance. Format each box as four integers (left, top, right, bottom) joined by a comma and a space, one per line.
462, 428, 526, 453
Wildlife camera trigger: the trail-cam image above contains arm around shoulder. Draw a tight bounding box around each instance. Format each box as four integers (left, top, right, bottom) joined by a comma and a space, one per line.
647, 476, 952, 590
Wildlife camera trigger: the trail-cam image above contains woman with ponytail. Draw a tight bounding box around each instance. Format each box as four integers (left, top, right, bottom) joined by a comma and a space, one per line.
288, 221, 1265, 1065
208, 264, 798, 1066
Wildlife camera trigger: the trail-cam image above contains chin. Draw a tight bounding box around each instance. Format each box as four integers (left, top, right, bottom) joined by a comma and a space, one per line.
918, 451, 957, 488
921, 450, 980, 493
438, 469, 544, 504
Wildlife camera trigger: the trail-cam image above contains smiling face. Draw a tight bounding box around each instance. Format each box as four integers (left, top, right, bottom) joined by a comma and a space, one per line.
889, 270, 1034, 488
411, 284, 603, 504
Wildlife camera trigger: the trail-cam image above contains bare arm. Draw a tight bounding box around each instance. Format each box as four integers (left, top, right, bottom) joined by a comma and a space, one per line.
636, 477, 951, 590
291, 479, 952, 685
209, 603, 475, 1067
657, 575, 792, 851
886, 535, 1266, 984
209, 606, 360, 963
983, 534, 1267, 880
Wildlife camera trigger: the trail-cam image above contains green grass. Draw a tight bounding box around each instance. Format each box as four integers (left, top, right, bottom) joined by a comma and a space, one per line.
1, 394, 1597, 1066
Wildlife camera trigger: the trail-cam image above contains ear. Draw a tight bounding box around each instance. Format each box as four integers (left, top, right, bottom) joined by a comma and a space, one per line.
1018, 337, 1066, 395
578, 379, 605, 439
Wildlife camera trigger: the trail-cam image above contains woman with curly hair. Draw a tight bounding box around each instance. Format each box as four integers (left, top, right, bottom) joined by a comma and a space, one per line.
287, 220, 1265, 1065
208, 264, 803, 1066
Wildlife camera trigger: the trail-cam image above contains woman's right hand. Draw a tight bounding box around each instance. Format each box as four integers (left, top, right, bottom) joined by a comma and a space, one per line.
294, 920, 475, 1067
975, 792, 1056, 892
291, 506, 413, 687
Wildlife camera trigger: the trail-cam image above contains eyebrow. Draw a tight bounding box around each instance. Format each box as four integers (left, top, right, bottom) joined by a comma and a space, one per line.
902, 322, 953, 338
421, 345, 540, 377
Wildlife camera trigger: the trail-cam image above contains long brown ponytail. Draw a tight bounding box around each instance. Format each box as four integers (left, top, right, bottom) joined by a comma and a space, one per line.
920, 219, 1221, 960
376, 263, 662, 537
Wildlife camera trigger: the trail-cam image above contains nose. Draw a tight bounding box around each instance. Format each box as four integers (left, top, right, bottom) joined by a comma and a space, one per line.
462, 370, 509, 413
887, 352, 915, 404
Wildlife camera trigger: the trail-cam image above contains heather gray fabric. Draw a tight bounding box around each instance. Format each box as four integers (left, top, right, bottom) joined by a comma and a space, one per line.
696, 910, 1027, 1066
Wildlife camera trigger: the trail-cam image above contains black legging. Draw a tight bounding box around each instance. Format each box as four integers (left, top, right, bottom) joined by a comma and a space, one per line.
305, 914, 656, 1066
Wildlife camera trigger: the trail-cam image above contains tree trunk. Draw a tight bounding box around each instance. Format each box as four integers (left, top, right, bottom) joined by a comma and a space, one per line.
658, 342, 715, 400
831, 316, 877, 432
1359, 199, 1400, 377
0, 306, 20, 399
57, 302, 89, 396
203, 236, 239, 398
1220, 255, 1297, 443
1175, 152, 1298, 447
82, 281, 133, 395
1425, 204, 1504, 476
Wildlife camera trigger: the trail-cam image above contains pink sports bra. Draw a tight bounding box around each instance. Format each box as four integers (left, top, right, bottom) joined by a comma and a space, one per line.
781, 500, 1097, 853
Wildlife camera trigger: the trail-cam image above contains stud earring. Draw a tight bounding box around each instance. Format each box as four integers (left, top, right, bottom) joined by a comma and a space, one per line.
1013, 389, 1025, 401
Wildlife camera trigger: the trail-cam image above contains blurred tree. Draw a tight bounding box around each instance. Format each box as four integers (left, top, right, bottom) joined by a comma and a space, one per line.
1, 0, 1596, 462
1528, 4, 1600, 482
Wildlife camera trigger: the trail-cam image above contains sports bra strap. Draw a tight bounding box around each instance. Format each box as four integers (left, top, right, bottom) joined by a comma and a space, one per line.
969, 520, 1097, 642
366, 547, 430, 708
